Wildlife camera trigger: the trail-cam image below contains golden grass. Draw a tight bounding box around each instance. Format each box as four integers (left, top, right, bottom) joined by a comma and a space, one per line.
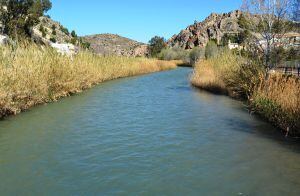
191, 50, 241, 95
0, 44, 177, 118
191, 50, 300, 135
191, 60, 227, 94
252, 74, 300, 134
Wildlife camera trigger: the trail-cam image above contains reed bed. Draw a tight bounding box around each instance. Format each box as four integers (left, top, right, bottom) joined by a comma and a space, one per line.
0, 44, 177, 118
252, 75, 300, 135
191, 50, 242, 95
191, 51, 300, 135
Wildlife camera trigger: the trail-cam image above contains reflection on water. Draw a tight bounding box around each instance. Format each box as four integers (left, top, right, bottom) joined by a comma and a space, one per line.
0, 68, 299, 195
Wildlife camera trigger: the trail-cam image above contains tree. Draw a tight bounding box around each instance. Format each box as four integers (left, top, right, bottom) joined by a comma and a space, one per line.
0, 0, 52, 39
71, 30, 77, 38
241, 0, 295, 71
148, 36, 166, 57
270, 46, 286, 66
41, 0, 52, 13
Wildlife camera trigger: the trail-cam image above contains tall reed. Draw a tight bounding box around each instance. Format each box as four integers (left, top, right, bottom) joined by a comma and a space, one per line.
0, 44, 177, 118
252, 74, 300, 135
191, 50, 300, 135
191, 50, 242, 95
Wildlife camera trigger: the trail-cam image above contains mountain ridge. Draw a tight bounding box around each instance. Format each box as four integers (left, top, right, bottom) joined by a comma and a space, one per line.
82, 33, 149, 57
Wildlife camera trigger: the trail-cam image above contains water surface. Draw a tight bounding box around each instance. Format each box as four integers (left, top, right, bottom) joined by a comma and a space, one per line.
0, 68, 299, 195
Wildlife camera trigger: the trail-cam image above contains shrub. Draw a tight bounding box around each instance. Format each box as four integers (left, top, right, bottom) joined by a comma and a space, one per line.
158, 46, 205, 66
79, 38, 90, 49
189, 47, 205, 65
70, 38, 77, 45
205, 40, 219, 59
50, 37, 56, 43
60, 26, 69, 35
158, 47, 188, 61
71, 30, 77, 38
39, 25, 47, 38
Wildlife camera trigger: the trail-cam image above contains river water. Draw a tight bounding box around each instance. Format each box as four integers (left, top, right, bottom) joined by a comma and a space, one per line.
0, 68, 299, 195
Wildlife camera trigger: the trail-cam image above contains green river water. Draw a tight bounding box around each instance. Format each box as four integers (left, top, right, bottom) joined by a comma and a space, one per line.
0, 68, 299, 195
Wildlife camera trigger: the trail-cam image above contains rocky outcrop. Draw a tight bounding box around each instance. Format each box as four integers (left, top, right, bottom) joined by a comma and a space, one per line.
168, 10, 252, 49
82, 34, 149, 57
32, 16, 75, 44
50, 43, 78, 55
0, 34, 9, 45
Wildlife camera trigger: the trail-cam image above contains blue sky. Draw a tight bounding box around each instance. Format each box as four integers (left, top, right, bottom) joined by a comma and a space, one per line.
48, 0, 242, 43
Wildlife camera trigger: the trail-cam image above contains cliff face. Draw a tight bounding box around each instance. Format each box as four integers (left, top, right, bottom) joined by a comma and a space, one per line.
82, 34, 149, 57
168, 10, 248, 49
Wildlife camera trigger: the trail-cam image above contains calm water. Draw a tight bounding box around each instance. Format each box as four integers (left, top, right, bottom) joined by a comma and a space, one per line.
0, 68, 299, 195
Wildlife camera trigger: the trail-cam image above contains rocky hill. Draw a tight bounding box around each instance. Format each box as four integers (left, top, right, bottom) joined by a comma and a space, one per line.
168, 10, 257, 49
32, 16, 77, 45
82, 34, 149, 57
3, 16, 148, 56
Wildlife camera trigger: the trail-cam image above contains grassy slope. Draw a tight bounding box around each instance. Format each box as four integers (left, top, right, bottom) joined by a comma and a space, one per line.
0, 44, 178, 118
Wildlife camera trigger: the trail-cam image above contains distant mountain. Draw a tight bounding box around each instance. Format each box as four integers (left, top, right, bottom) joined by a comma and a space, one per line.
82, 34, 149, 57
168, 10, 258, 49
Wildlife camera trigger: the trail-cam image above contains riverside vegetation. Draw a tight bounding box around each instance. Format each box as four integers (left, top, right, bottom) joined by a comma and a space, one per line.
0, 43, 177, 118
191, 51, 300, 136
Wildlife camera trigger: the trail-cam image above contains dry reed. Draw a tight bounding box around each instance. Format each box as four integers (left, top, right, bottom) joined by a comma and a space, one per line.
0, 44, 177, 118
191, 50, 300, 135
252, 74, 300, 134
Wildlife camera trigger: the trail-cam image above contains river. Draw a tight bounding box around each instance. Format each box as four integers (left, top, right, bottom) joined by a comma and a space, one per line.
0, 68, 299, 195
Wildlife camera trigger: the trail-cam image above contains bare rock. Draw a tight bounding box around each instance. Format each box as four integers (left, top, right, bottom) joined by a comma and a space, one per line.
168, 10, 252, 49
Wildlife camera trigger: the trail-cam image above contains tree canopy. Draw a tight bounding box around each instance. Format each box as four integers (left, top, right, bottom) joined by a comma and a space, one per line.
0, 0, 52, 39
148, 36, 166, 57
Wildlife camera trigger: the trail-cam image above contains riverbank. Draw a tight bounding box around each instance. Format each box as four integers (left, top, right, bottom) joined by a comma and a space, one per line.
0, 44, 178, 119
191, 51, 300, 136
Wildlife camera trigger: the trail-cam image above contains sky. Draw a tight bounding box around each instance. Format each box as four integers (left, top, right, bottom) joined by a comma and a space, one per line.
48, 0, 242, 43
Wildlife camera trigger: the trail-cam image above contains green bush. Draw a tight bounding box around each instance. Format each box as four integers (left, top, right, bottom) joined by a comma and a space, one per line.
50, 37, 56, 43
79, 38, 90, 49
71, 30, 77, 38
205, 40, 219, 59
189, 47, 205, 65
158, 47, 188, 61
39, 25, 47, 38
60, 26, 69, 35
158, 46, 205, 65
70, 38, 77, 45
